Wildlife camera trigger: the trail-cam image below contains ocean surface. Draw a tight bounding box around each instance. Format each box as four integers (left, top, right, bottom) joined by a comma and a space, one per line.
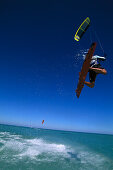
0, 124, 113, 170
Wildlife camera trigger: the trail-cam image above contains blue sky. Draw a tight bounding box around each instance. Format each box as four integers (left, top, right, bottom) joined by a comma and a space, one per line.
0, 0, 113, 134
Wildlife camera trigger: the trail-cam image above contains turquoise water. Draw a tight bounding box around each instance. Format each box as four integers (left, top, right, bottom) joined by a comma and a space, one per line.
0, 124, 113, 170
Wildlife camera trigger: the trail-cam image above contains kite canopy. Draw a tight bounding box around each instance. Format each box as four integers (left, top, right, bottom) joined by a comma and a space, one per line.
42, 120, 44, 125
74, 17, 90, 41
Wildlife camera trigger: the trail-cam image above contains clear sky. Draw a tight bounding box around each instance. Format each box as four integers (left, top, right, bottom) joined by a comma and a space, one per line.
0, 0, 113, 134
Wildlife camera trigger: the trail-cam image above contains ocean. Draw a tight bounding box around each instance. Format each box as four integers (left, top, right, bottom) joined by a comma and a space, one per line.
0, 124, 113, 170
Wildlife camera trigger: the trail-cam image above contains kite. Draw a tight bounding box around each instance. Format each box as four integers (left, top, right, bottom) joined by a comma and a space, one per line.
74, 17, 90, 41
42, 120, 44, 125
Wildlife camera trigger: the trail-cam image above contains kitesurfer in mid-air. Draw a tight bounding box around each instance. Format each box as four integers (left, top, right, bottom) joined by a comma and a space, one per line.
84, 55, 107, 88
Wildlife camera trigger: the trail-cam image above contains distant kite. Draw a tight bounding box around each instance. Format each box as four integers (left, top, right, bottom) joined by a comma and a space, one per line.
42, 120, 44, 125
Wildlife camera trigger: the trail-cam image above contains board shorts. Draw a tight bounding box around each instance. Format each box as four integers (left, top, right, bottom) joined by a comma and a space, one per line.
89, 64, 104, 83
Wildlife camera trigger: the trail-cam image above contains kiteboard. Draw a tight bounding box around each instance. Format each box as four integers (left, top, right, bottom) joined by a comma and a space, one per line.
76, 42, 97, 98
